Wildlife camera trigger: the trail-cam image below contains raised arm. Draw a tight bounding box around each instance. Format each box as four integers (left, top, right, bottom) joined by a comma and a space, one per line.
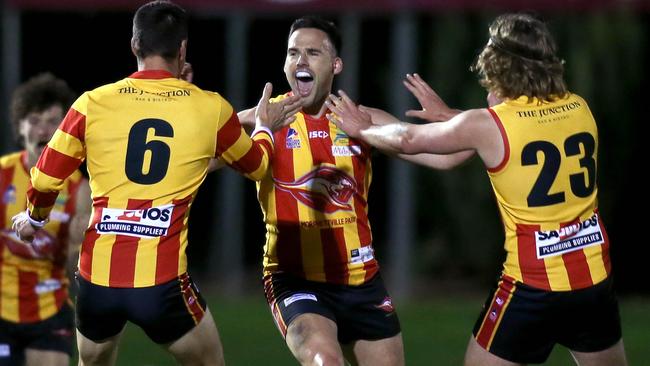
326, 91, 504, 169
362, 106, 473, 170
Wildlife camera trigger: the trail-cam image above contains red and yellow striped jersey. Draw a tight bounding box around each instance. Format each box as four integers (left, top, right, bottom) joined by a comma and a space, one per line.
488, 93, 610, 291
259, 94, 377, 286
27, 70, 274, 288
1, 151, 82, 323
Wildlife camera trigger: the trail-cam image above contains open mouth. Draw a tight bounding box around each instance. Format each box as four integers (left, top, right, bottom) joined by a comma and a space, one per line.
295, 70, 314, 97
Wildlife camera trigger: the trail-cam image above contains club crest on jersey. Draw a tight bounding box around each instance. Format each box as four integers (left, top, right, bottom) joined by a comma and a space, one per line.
535, 213, 604, 259
96, 204, 174, 238
333, 128, 349, 145
274, 166, 356, 213
286, 127, 301, 149
2, 184, 16, 204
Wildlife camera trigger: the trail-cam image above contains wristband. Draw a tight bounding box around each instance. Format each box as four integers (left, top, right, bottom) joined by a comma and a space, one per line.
26, 210, 48, 228
252, 126, 274, 143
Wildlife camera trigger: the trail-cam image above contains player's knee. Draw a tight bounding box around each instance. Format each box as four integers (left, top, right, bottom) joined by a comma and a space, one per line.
304, 349, 345, 366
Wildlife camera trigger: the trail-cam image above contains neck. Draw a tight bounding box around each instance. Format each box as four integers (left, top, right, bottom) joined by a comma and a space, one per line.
137, 55, 180, 77
302, 95, 329, 118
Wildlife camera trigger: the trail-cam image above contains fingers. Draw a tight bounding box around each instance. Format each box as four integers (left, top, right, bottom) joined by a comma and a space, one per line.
259, 82, 273, 105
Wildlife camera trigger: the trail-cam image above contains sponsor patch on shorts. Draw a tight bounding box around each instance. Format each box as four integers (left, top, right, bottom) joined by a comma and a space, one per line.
535, 213, 604, 259
283, 293, 317, 307
96, 204, 174, 238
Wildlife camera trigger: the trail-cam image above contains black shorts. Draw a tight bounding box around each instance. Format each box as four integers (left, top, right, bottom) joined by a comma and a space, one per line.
75, 272, 207, 344
264, 272, 401, 344
473, 275, 622, 364
0, 303, 74, 366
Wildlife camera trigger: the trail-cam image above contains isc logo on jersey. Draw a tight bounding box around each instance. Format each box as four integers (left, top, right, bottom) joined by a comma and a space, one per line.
96, 204, 174, 238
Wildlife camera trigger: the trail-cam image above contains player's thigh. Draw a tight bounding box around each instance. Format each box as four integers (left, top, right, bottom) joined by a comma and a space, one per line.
570, 339, 627, 366
464, 336, 522, 366
343, 332, 404, 366
24, 349, 69, 366
286, 313, 344, 365
165, 308, 224, 366
76, 329, 123, 366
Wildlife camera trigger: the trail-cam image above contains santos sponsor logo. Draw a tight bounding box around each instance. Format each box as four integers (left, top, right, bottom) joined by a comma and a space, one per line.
535, 213, 604, 259
96, 204, 174, 238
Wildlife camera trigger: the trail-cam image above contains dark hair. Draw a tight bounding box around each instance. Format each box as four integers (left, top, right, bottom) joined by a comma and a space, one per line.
471, 13, 567, 102
10, 73, 75, 142
132, 0, 188, 61
289, 16, 342, 56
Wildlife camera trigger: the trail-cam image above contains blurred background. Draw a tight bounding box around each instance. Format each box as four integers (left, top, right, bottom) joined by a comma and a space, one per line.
1, 0, 648, 364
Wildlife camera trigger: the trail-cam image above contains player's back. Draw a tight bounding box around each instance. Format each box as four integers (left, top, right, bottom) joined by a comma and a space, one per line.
73, 70, 232, 287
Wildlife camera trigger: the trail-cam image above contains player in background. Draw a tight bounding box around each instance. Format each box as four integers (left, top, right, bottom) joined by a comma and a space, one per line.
237, 16, 472, 366
12, 1, 301, 366
327, 12, 627, 366
1, 73, 91, 366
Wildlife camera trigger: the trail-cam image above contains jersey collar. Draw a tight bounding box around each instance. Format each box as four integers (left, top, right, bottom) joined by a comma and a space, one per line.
129, 70, 175, 79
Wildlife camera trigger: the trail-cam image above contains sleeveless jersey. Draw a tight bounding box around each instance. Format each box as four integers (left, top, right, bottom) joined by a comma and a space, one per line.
259, 94, 378, 286
27, 70, 274, 288
1, 151, 82, 323
488, 93, 610, 291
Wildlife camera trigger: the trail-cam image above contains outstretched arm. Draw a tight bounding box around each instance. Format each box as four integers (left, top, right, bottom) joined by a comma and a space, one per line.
326, 91, 504, 168
362, 106, 473, 170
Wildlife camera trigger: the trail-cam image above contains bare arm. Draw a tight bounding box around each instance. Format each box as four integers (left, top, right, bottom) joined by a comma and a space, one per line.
362, 106, 473, 170
327, 91, 504, 169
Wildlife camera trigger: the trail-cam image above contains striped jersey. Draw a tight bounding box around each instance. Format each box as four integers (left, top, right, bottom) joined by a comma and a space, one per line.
488, 93, 610, 291
1, 151, 82, 323
27, 70, 274, 288
259, 94, 377, 286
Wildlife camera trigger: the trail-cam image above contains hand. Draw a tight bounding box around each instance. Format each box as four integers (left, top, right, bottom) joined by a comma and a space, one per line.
180, 62, 194, 83
11, 211, 38, 243
255, 82, 302, 132
325, 90, 372, 139
403, 73, 458, 121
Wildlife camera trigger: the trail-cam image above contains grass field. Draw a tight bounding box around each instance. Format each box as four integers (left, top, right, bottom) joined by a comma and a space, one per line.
74, 295, 649, 365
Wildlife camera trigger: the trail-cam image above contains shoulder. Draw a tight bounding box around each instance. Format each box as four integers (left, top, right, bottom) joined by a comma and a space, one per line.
0, 151, 22, 168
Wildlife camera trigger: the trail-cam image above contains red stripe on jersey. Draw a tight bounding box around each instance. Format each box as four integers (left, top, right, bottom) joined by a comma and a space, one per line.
515, 224, 551, 290
52, 266, 68, 310
562, 249, 593, 289
231, 144, 264, 174
273, 126, 303, 276
180, 273, 205, 325
36, 146, 82, 180
264, 275, 288, 337
129, 70, 174, 79
215, 111, 242, 157
351, 142, 376, 281
26, 184, 58, 210
320, 227, 349, 284
475, 276, 516, 349
155, 196, 191, 283
598, 214, 611, 274
486, 108, 510, 173
18, 271, 39, 322
257, 138, 273, 158
109, 199, 152, 287
59, 108, 86, 141
560, 218, 593, 289
0, 166, 16, 229
79, 197, 109, 280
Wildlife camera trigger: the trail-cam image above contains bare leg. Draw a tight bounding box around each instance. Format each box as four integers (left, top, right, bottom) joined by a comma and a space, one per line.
165, 309, 224, 366
463, 336, 523, 366
570, 339, 627, 366
24, 349, 69, 366
286, 313, 345, 366
341, 333, 404, 366
77, 328, 123, 366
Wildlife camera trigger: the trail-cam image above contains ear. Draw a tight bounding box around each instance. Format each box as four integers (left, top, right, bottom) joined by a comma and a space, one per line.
131, 37, 139, 57
179, 39, 187, 62
333, 57, 343, 76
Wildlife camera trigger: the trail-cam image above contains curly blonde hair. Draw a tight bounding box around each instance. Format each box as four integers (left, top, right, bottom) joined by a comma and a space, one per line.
471, 13, 567, 103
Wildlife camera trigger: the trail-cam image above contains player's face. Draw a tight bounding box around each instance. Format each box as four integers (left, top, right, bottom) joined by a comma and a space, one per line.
284, 28, 342, 113
19, 104, 63, 167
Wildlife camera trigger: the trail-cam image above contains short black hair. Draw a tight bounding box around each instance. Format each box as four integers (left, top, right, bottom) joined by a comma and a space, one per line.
10, 73, 75, 143
289, 16, 342, 56
132, 0, 188, 60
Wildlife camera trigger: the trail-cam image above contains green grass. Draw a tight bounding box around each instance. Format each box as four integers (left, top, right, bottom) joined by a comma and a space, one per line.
73, 296, 649, 365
